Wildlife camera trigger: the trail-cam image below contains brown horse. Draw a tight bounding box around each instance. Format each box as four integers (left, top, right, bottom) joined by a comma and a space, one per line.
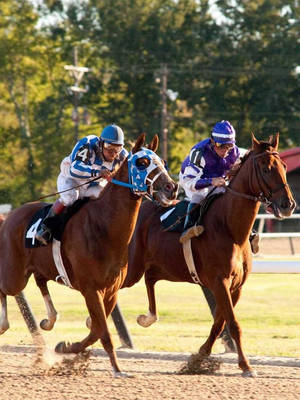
123, 133, 296, 377
0, 134, 178, 377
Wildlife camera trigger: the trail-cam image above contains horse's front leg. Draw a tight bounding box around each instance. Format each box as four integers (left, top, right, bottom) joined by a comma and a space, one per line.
137, 273, 158, 327
198, 306, 226, 357
211, 279, 256, 377
0, 290, 9, 334
201, 286, 236, 352
34, 273, 58, 330
55, 289, 127, 377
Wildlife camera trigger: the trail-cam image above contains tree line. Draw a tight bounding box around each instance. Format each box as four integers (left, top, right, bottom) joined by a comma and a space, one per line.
0, 0, 299, 206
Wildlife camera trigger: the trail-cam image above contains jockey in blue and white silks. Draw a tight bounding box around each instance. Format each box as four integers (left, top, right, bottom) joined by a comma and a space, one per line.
59, 133, 128, 205
179, 120, 240, 243
35, 124, 128, 245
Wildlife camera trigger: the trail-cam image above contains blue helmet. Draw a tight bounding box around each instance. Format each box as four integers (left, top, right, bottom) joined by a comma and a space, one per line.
100, 124, 124, 145
211, 120, 236, 144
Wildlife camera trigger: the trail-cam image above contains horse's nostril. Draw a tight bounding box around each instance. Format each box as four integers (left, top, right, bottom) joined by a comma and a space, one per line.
165, 183, 173, 192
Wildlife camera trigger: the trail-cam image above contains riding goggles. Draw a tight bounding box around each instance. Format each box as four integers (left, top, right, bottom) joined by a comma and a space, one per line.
214, 142, 234, 151
103, 142, 123, 154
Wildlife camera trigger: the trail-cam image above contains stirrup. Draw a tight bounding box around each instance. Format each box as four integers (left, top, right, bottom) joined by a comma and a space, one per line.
179, 225, 204, 244
35, 226, 52, 246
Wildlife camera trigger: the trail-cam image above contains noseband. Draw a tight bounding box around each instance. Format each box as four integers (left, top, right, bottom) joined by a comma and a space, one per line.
227, 151, 288, 207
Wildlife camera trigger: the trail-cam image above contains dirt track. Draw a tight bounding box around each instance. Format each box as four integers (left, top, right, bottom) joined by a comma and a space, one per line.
0, 346, 299, 400
1, 238, 299, 399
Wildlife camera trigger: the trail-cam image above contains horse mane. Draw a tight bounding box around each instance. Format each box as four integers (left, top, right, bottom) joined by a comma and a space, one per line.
227, 139, 275, 182
226, 151, 251, 181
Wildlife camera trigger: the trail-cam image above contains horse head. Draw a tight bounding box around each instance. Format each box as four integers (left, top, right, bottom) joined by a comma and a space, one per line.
129, 133, 178, 206
250, 133, 296, 218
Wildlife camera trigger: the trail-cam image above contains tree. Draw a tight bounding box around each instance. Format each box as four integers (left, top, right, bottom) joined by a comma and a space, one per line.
205, 0, 300, 148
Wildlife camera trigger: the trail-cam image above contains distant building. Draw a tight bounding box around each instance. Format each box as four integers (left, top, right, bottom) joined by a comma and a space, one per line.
280, 147, 300, 213
273, 148, 300, 232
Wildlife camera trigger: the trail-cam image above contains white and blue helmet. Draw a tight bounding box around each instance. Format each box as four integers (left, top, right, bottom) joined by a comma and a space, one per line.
100, 124, 124, 145
211, 120, 236, 144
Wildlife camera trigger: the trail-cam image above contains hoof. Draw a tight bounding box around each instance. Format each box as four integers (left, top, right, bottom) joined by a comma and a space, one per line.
242, 369, 257, 378
137, 313, 157, 327
0, 322, 9, 335
114, 371, 133, 378
221, 337, 236, 353
86, 316, 91, 329
40, 318, 54, 331
55, 341, 69, 354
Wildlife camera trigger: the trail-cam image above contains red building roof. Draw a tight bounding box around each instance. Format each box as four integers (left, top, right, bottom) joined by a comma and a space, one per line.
280, 147, 300, 173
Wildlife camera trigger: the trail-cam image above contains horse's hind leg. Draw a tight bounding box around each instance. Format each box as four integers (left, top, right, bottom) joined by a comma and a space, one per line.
15, 292, 45, 351
34, 273, 58, 330
137, 273, 158, 327
0, 290, 9, 334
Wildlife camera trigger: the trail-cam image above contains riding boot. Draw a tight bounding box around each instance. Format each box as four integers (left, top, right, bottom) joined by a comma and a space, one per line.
250, 230, 260, 254
35, 199, 66, 245
179, 202, 204, 244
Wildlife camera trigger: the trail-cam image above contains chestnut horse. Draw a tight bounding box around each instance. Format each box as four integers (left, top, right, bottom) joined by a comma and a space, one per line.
123, 133, 296, 376
0, 134, 178, 377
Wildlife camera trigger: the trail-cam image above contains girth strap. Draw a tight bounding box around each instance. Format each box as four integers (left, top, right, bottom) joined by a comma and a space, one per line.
182, 239, 204, 286
52, 239, 73, 288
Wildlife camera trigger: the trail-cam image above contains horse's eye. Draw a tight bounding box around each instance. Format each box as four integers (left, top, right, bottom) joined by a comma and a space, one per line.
136, 157, 150, 170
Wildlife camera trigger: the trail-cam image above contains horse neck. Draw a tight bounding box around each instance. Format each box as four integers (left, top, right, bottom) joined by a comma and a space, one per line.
94, 160, 142, 243
224, 158, 261, 244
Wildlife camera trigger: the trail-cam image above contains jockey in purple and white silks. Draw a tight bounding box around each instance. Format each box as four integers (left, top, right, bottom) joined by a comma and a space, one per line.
35, 124, 128, 245
179, 120, 240, 243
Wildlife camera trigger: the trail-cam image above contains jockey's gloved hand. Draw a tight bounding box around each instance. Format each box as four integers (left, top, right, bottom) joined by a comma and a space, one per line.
212, 177, 226, 187
98, 169, 112, 181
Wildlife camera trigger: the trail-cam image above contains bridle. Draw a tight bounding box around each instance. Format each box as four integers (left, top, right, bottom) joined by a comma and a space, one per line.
122, 148, 170, 202
226, 150, 288, 207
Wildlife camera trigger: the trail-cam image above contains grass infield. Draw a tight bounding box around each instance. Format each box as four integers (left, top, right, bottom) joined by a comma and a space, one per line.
3, 273, 300, 357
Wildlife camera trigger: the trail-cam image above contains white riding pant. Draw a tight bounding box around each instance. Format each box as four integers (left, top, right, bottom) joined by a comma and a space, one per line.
57, 174, 105, 206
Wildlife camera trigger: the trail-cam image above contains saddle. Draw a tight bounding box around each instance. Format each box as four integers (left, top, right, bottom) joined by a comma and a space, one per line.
160, 193, 223, 233
25, 198, 89, 248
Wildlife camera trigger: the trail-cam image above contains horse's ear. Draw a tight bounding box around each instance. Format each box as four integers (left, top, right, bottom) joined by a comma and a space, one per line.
148, 134, 159, 153
132, 133, 146, 153
251, 132, 260, 150
269, 132, 279, 150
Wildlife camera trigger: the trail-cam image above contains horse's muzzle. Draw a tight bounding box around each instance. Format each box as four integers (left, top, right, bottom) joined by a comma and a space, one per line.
157, 182, 178, 206
269, 197, 296, 219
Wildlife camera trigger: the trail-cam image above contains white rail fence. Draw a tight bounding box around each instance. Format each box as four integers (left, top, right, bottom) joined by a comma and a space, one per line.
256, 213, 300, 255
253, 213, 300, 273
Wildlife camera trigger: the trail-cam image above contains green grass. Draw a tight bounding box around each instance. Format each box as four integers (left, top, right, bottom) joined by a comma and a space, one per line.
3, 274, 300, 357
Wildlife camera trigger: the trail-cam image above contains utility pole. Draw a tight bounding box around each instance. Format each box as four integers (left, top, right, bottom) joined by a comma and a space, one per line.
160, 63, 168, 163
64, 47, 90, 142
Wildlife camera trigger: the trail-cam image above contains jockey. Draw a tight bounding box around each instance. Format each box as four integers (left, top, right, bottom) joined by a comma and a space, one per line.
35, 124, 128, 245
179, 120, 259, 252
